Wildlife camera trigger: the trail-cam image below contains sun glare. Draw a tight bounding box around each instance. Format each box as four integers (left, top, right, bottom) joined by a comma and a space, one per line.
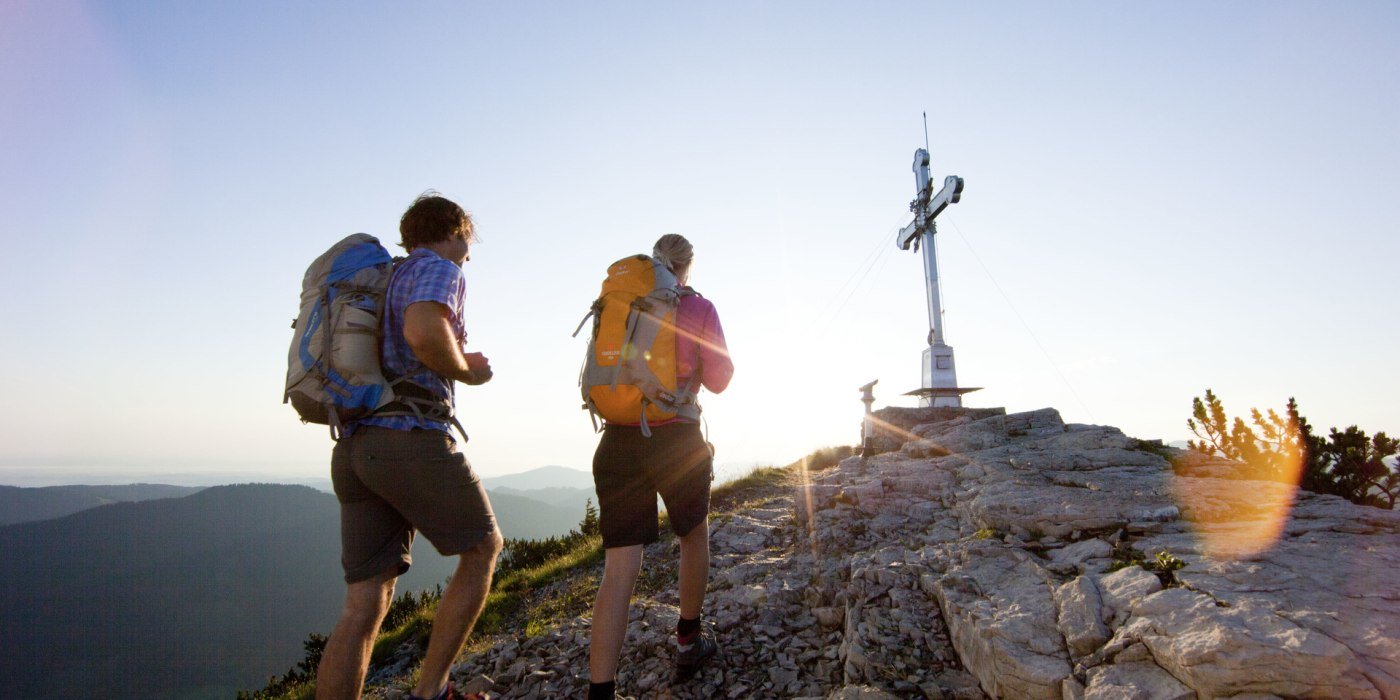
1171, 441, 1306, 560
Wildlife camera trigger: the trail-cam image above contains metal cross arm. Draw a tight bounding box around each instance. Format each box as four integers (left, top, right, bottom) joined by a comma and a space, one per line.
897, 219, 921, 251
897, 148, 965, 250
926, 175, 964, 222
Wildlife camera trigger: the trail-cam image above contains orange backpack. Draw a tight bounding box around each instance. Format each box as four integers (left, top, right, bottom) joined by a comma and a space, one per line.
574, 255, 700, 435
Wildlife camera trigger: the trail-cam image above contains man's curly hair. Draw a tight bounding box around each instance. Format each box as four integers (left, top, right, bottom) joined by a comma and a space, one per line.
399, 190, 476, 250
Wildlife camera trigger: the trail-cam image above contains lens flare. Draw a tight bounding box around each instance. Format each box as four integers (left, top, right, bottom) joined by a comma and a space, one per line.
863, 414, 925, 449
794, 417, 927, 562
799, 453, 817, 558
1172, 442, 1305, 560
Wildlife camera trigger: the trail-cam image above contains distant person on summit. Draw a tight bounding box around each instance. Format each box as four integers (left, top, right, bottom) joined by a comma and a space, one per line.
317, 193, 502, 700
586, 234, 734, 700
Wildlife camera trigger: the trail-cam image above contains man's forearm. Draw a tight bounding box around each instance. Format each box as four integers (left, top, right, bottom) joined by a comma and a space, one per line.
404, 311, 474, 383
411, 334, 475, 384
403, 302, 491, 386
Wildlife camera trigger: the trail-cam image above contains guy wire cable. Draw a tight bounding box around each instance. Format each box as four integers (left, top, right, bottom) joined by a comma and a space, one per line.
827, 213, 901, 306
815, 211, 908, 332
828, 235, 896, 324
943, 214, 1095, 422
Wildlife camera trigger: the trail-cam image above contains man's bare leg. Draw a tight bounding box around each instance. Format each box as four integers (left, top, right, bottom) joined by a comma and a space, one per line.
412, 529, 504, 698
676, 519, 709, 619
317, 572, 397, 700
589, 544, 644, 683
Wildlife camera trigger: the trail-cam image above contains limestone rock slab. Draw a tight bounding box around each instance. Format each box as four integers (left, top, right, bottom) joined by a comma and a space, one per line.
1083, 661, 1193, 700
928, 541, 1071, 699
1054, 575, 1110, 661
1113, 587, 1380, 698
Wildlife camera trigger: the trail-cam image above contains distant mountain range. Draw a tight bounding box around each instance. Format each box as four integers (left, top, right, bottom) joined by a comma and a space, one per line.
0, 466, 597, 531
0, 477, 591, 699
492, 485, 594, 514
0, 483, 204, 525
483, 465, 595, 517
481, 464, 594, 491
169, 464, 598, 503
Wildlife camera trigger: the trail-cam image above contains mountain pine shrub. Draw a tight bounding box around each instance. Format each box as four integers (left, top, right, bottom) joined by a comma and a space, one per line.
1186, 389, 1398, 508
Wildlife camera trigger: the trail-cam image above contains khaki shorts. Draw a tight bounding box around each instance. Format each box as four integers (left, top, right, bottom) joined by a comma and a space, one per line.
331, 426, 496, 583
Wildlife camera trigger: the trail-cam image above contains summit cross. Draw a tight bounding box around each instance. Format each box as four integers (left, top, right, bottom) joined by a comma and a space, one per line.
895, 146, 981, 407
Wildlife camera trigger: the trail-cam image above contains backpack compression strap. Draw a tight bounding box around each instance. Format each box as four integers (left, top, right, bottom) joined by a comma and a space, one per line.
611, 298, 650, 390
373, 377, 470, 442
571, 299, 603, 339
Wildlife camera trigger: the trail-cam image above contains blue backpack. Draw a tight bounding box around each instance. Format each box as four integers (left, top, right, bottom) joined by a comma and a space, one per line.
284, 234, 397, 437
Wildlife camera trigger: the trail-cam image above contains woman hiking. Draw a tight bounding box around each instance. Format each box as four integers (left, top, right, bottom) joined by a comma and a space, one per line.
586, 233, 734, 700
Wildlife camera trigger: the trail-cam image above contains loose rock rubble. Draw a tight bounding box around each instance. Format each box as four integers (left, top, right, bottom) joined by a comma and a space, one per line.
364, 407, 1399, 699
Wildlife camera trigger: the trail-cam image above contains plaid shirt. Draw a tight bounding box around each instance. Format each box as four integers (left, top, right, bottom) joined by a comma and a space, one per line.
354, 247, 467, 434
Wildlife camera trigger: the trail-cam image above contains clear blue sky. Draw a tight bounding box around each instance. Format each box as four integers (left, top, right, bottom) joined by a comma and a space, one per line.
1, 1, 1396, 484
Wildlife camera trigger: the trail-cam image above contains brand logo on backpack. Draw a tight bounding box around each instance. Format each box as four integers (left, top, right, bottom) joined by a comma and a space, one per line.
575, 254, 700, 436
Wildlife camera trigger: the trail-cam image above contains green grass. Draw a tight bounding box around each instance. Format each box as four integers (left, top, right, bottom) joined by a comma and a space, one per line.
281, 684, 314, 700
368, 587, 443, 664
474, 534, 604, 638
361, 534, 606, 688
711, 465, 792, 511
712, 445, 854, 512
369, 603, 436, 666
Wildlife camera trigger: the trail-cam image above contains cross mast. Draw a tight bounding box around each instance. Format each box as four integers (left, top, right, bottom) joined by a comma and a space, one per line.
896, 145, 981, 407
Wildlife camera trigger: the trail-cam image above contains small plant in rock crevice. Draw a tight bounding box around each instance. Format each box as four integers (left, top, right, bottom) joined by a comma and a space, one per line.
1107, 543, 1186, 587
1150, 549, 1186, 578
1106, 542, 1145, 573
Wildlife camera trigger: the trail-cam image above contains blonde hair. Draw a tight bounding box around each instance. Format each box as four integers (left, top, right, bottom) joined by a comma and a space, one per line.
652, 233, 694, 281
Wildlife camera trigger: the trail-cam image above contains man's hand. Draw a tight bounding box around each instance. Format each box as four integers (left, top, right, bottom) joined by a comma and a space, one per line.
463, 352, 493, 385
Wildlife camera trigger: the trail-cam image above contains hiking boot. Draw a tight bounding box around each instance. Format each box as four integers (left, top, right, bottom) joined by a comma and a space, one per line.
673, 632, 718, 683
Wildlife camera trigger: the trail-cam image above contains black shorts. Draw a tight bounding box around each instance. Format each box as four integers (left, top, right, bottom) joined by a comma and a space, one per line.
331, 427, 497, 583
592, 422, 713, 549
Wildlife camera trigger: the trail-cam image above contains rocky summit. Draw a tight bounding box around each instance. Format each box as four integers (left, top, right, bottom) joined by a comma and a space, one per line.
369, 407, 1399, 699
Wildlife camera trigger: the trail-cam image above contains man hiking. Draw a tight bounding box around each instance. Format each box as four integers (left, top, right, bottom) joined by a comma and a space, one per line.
586, 233, 734, 700
317, 192, 502, 700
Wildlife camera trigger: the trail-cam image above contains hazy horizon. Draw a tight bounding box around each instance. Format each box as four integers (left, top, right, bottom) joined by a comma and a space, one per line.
0, 461, 588, 489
